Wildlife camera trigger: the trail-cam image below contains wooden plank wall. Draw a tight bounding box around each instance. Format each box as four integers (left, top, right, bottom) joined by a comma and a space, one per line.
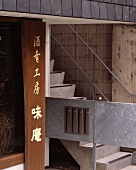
112, 25, 136, 103
51, 24, 113, 100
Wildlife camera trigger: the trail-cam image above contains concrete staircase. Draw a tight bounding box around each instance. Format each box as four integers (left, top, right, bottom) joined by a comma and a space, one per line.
49, 59, 135, 170
50, 59, 75, 98
50, 59, 84, 99
61, 140, 133, 170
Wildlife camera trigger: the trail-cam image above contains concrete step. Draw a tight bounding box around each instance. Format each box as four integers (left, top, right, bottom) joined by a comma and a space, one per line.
96, 152, 132, 170
80, 142, 120, 160
61, 140, 120, 170
50, 71, 65, 85
50, 84, 75, 98
50, 59, 54, 72
121, 165, 136, 170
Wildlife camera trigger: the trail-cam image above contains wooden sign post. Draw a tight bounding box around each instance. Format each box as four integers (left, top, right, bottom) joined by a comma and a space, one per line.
22, 20, 45, 170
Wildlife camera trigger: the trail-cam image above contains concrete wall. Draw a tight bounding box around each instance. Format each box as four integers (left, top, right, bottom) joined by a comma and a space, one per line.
0, 0, 136, 22
112, 25, 136, 103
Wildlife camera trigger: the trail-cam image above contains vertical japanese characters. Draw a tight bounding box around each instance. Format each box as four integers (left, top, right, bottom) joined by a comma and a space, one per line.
31, 36, 42, 142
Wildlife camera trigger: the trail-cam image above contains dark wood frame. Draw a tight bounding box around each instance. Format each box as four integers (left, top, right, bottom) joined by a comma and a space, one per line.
0, 17, 46, 170
0, 17, 25, 169
0, 153, 24, 169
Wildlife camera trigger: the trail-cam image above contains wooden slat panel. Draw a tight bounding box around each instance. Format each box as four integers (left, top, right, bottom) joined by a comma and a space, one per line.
22, 20, 45, 170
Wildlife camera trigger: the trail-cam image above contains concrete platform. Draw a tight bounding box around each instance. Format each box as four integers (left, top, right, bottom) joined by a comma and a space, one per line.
122, 165, 136, 170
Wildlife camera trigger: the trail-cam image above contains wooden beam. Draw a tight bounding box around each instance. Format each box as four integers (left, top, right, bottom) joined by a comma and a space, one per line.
22, 20, 45, 170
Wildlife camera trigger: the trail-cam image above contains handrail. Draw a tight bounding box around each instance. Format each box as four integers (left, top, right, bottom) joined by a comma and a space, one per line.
68, 24, 136, 96
51, 34, 109, 101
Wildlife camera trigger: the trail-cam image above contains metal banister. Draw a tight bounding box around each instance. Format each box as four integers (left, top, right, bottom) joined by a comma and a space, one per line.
68, 24, 136, 96
51, 34, 109, 101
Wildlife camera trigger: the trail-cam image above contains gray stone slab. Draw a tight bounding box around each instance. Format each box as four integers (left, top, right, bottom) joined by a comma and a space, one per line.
107, 3, 115, 20
46, 97, 136, 148
115, 4, 123, 21
3, 0, 16, 11
17, 0, 29, 12
82, 0, 91, 18
46, 98, 94, 142
127, 0, 133, 6
130, 7, 136, 22
97, 0, 103, 2
72, 0, 82, 17
62, 0, 72, 17
30, 0, 40, 13
111, 0, 118, 3
104, 0, 112, 2
95, 102, 136, 148
91, 1, 100, 19
133, 0, 136, 7
0, 0, 2, 10
123, 6, 129, 22
41, 0, 51, 14
99, 2, 107, 20
51, 0, 62, 16
117, 0, 127, 5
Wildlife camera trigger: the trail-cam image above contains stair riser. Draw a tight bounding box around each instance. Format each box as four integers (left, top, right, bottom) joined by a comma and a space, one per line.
110, 155, 132, 170
50, 85, 75, 98
50, 72, 65, 85
96, 163, 109, 170
80, 143, 120, 160
96, 145, 120, 160
61, 140, 123, 170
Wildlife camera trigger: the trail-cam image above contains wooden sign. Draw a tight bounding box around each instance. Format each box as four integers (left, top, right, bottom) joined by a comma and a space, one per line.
22, 20, 45, 170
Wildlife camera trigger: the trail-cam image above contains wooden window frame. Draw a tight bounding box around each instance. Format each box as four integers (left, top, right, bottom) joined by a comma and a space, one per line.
0, 16, 24, 170
0, 153, 24, 169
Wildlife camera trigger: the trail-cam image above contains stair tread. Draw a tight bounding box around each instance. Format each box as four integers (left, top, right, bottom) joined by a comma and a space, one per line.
97, 152, 132, 164
80, 142, 102, 148
50, 84, 75, 88
122, 165, 136, 170
50, 71, 65, 74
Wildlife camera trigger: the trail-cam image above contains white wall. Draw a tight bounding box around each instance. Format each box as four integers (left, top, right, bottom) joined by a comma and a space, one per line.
3, 164, 24, 170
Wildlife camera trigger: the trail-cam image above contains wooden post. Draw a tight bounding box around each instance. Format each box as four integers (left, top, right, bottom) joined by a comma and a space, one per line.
22, 20, 45, 170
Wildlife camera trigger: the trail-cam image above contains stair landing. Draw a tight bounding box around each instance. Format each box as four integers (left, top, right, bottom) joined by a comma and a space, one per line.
122, 165, 136, 170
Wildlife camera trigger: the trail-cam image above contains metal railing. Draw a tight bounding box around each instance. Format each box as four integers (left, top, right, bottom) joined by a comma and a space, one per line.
51, 24, 135, 170
68, 24, 136, 96
51, 34, 109, 101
